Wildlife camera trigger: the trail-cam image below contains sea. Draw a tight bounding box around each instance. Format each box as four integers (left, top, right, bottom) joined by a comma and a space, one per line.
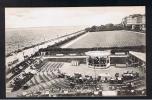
5, 26, 85, 55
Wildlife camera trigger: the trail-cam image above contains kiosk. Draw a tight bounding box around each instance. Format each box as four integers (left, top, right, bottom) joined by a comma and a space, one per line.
85, 51, 111, 69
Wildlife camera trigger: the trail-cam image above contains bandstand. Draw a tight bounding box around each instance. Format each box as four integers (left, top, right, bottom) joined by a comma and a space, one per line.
85, 51, 111, 69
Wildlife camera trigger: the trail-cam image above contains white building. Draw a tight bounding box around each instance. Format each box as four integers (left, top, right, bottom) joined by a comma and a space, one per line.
122, 14, 145, 31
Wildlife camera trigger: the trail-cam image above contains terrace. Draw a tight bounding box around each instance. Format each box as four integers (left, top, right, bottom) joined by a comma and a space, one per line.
7, 57, 146, 97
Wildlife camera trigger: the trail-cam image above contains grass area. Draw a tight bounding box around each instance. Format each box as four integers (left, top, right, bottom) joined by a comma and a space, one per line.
66, 30, 145, 48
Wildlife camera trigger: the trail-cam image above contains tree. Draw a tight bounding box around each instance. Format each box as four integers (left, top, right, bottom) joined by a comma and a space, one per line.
90, 25, 98, 32
105, 23, 114, 30
85, 27, 91, 32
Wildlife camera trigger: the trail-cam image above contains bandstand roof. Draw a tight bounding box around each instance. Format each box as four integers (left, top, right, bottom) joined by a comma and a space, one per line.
85, 50, 111, 57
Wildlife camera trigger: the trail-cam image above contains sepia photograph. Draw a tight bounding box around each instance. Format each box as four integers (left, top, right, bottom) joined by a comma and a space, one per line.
5, 6, 146, 97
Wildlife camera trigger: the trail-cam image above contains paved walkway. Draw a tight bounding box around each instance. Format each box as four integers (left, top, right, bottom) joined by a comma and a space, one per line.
61, 32, 89, 48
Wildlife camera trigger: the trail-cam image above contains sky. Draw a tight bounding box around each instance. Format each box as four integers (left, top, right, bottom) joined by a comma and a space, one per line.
5, 6, 145, 28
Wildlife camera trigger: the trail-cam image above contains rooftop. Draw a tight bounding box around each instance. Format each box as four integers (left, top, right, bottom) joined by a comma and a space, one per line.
129, 51, 146, 62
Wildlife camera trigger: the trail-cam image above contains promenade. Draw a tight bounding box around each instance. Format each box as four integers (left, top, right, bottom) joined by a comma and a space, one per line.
6, 30, 85, 72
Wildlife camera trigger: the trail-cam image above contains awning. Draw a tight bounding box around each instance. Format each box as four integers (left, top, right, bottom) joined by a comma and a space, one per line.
129, 51, 146, 62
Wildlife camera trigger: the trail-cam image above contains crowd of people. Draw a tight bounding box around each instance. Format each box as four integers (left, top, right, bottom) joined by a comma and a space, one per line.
18, 70, 145, 97
17, 69, 145, 97
9, 58, 44, 91
7, 56, 145, 97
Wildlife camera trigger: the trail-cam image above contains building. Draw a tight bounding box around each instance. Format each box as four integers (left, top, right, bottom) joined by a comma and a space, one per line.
122, 14, 145, 32
128, 51, 146, 72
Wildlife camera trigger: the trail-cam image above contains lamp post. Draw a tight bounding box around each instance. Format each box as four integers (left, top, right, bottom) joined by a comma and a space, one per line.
93, 57, 97, 90
23, 51, 25, 60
